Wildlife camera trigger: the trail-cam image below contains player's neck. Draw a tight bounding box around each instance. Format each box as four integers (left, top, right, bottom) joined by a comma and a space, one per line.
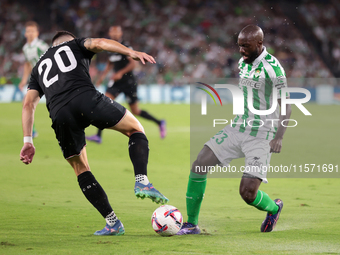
253, 46, 264, 61
52, 38, 73, 46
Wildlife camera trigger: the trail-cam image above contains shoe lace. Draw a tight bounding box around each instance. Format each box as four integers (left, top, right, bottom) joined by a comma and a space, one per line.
267, 214, 276, 225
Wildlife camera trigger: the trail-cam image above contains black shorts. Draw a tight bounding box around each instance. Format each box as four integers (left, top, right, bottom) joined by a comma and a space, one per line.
51, 90, 126, 159
106, 78, 138, 105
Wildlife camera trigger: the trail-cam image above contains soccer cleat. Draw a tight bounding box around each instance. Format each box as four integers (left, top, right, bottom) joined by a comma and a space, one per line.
176, 222, 201, 235
159, 120, 166, 139
134, 182, 169, 204
94, 220, 125, 236
261, 198, 283, 232
86, 135, 102, 144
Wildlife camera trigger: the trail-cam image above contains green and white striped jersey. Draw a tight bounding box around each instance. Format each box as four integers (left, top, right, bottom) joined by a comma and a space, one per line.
232, 46, 288, 140
23, 38, 49, 67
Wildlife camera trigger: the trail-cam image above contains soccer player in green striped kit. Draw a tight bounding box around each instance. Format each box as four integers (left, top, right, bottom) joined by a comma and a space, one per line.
177, 25, 292, 234
19, 21, 49, 138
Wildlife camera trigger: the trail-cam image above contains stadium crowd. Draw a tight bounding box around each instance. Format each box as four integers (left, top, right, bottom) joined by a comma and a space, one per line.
0, 0, 337, 86
298, 0, 340, 76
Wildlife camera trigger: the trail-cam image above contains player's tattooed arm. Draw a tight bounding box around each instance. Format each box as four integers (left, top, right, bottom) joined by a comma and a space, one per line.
84, 38, 156, 64
84, 38, 92, 47
84, 38, 101, 53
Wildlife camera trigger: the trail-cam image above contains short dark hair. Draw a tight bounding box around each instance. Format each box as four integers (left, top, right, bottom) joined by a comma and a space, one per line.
52, 31, 76, 44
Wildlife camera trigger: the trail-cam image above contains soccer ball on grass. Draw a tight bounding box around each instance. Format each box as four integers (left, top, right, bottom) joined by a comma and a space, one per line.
151, 205, 183, 236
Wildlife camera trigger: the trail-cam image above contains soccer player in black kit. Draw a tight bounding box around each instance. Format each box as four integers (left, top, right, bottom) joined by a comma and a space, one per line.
86, 26, 166, 144
20, 31, 168, 236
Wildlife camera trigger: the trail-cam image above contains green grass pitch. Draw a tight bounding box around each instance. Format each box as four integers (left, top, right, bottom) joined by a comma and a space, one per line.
0, 102, 339, 254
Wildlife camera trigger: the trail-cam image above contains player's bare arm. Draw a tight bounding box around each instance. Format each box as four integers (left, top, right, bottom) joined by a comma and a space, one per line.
84, 38, 156, 64
269, 99, 292, 153
19, 62, 32, 90
20, 89, 40, 164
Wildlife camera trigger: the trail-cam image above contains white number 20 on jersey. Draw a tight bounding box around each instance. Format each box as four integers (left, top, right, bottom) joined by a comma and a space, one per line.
38, 46, 77, 87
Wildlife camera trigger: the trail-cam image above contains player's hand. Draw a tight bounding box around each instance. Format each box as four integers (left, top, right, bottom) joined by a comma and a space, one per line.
129, 50, 156, 64
20, 143, 36, 164
269, 137, 282, 153
112, 72, 123, 81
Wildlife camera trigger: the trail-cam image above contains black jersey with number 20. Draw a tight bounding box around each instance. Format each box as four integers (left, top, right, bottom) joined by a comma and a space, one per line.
28, 38, 96, 119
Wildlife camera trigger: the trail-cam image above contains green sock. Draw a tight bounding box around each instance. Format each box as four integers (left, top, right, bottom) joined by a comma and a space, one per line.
249, 190, 279, 214
186, 172, 207, 225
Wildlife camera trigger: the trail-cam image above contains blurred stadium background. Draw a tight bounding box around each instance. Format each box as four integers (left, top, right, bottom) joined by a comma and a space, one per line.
0, 0, 340, 104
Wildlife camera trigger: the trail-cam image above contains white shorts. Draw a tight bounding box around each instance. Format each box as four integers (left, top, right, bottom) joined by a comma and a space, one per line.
205, 126, 271, 183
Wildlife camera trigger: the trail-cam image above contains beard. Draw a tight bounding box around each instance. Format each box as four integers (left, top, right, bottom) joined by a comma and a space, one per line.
243, 48, 260, 64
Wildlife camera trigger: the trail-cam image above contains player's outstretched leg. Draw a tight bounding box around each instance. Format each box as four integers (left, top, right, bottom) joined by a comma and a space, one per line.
129, 132, 168, 204
81, 170, 124, 236
110, 110, 168, 204
177, 145, 220, 235
239, 175, 282, 232
176, 170, 205, 235
67, 148, 125, 236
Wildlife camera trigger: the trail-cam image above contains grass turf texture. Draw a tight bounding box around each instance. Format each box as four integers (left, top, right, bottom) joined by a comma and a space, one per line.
0, 102, 339, 255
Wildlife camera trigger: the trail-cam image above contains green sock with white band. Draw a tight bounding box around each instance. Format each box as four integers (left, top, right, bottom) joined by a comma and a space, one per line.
249, 190, 279, 214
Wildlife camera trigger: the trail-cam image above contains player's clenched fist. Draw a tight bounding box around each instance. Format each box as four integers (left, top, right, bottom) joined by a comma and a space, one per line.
20, 143, 35, 164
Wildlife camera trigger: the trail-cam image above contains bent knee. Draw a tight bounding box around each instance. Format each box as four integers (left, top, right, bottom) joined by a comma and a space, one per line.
239, 186, 257, 204
126, 129, 145, 137
130, 109, 141, 115
113, 110, 145, 136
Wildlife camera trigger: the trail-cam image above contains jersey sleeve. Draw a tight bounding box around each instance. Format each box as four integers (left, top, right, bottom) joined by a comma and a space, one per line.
74, 38, 96, 59
268, 60, 288, 99
276, 76, 289, 99
27, 70, 44, 97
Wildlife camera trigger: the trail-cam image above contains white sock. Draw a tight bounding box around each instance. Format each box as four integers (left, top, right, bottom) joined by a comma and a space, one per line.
105, 211, 118, 227
135, 174, 150, 185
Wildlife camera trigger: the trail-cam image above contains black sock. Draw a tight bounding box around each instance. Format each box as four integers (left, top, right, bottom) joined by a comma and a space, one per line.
139, 110, 161, 125
78, 171, 113, 218
97, 129, 102, 137
128, 132, 149, 176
